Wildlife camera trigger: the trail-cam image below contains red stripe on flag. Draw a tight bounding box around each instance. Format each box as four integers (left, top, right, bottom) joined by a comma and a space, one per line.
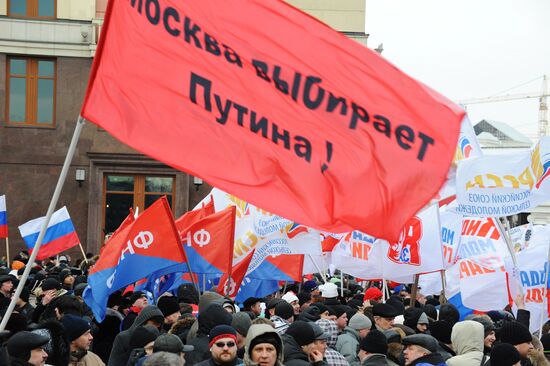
30, 231, 79, 260
0, 225, 7, 239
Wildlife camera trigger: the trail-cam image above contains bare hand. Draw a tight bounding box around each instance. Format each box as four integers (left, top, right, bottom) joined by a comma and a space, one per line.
42, 290, 56, 305
514, 293, 526, 309
309, 349, 324, 363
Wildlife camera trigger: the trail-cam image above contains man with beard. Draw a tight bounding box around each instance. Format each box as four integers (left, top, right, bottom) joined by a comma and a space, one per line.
196, 325, 243, 366
62, 314, 105, 366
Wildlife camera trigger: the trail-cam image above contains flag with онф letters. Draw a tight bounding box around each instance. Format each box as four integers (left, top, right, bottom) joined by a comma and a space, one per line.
80, 0, 465, 242
83, 197, 187, 322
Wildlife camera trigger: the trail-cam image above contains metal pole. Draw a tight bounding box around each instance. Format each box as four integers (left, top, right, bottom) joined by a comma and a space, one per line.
0, 116, 85, 332
308, 255, 327, 283
496, 217, 523, 295
340, 271, 344, 297
440, 270, 447, 304
5, 237, 10, 266
382, 279, 387, 302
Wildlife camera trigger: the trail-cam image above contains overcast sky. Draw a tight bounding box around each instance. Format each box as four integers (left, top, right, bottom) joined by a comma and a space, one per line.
366, 0, 550, 141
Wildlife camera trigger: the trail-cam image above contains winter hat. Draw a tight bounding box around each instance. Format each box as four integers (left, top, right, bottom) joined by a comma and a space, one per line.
157, 296, 180, 317
331, 305, 349, 319
490, 343, 521, 366
297, 292, 311, 307
499, 321, 533, 345
153, 334, 194, 353
266, 298, 283, 311
59, 269, 73, 284
347, 299, 363, 310
19, 287, 30, 303
130, 325, 160, 349
232, 312, 252, 337
282, 291, 299, 304
7, 331, 49, 361
11, 261, 25, 271
386, 296, 405, 316
41, 277, 61, 291
472, 316, 495, 338
209, 325, 237, 347
274, 301, 294, 320
129, 291, 147, 305
0, 275, 13, 285
429, 321, 453, 344
439, 304, 459, 326
404, 308, 425, 329
74, 283, 88, 297
319, 282, 338, 298
303, 280, 319, 293
248, 327, 282, 356
243, 297, 261, 309
348, 313, 372, 330
417, 312, 429, 325
311, 303, 334, 316
297, 306, 320, 323
363, 287, 383, 301
423, 304, 437, 321
286, 321, 316, 346
61, 314, 91, 342
383, 329, 402, 344
402, 334, 438, 353
373, 303, 399, 318
310, 322, 330, 340
360, 329, 387, 354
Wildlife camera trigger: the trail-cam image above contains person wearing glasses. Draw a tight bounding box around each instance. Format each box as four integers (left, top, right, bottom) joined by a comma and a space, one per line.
196, 325, 243, 366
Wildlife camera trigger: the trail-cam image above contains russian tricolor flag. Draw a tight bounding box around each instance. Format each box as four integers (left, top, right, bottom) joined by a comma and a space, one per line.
0, 195, 7, 238
18, 206, 80, 260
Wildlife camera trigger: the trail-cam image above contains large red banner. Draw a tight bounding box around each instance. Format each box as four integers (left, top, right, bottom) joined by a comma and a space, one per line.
81, 0, 464, 241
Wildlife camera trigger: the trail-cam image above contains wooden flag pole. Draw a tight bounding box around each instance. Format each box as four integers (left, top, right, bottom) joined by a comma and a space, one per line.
0, 116, 85, 332
78, 242, 89, 263
440, 270, 447, 304
5, 237, 9, 266
410, 274, 420, 308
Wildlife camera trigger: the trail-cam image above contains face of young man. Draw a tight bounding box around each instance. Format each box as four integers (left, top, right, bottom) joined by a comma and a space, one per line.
336, 313, 348, 330
251, 343, 278, 366
1, 281, 13, 295
211, 337, 238, 364
165, 311, 180, 325
72, 330, 93, 352
133, 296, 148, 309
311, 339, 327, 356
28, 347, 48, 366
251, 302, 262, 316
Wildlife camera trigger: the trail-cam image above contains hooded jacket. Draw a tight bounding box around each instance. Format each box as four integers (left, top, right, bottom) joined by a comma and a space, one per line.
446, 321, 485, 366
185, 304, 233, 366
335, 327, 361, 366
360, 354, 390, 366
281, 333, 328, 366
243, 324, 284, 366
108, 306, 164, 366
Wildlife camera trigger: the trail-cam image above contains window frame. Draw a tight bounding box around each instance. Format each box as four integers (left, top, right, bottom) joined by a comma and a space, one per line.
6, 56, 57, 127
102, 174, 176, 243
7, 0, 57, 19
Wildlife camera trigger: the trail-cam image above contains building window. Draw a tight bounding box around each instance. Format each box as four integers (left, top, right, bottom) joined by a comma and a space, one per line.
8, 0, 56, 18
103, 174, 175, 240
6, 57, 56, 126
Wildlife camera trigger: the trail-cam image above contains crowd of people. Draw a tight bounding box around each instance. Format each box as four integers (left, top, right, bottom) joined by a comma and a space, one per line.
0, 250, 548, 366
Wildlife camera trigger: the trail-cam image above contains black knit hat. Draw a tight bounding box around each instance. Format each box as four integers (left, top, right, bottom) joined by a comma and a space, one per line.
249, 332, 281, 356
331, 305, 349, 318
430, 321, 453, 344
311, 303, 334, 316
61, 315, 91, 342
243, 297, 261, 309
360, 329, 387, 354
266, 298, 283, 310
40, 277, 61, 291
7, 331, 49, 361
297, 292, 311, 307
130, 325, 160, 349
286, 321, 315, 346
274, 301, 294, 320
490, 343, 521, 365
499, 321, 532, 345
129, 291, 147, 305
232, 312, 252, 337
157, 296, 180, 317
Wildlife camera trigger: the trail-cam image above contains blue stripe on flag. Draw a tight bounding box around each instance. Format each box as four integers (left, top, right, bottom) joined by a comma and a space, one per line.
22, 219, 75, 249
0, 212, 6, 225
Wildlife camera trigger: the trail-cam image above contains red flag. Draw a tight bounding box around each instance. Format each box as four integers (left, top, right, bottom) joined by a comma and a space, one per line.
217, 248, 256, 299
180, 206, 235, 275
100, 208, 135, 256
175, 200, 214, 234
81, 0, 464, 241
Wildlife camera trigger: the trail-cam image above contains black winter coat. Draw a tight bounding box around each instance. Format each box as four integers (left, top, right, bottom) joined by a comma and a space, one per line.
281, 333, 328, 366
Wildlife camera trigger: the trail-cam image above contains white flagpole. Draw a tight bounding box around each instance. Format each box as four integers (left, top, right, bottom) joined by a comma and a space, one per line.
0, 116, 85, 332
308, 254, 327, 283
540, 240, 550, 338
